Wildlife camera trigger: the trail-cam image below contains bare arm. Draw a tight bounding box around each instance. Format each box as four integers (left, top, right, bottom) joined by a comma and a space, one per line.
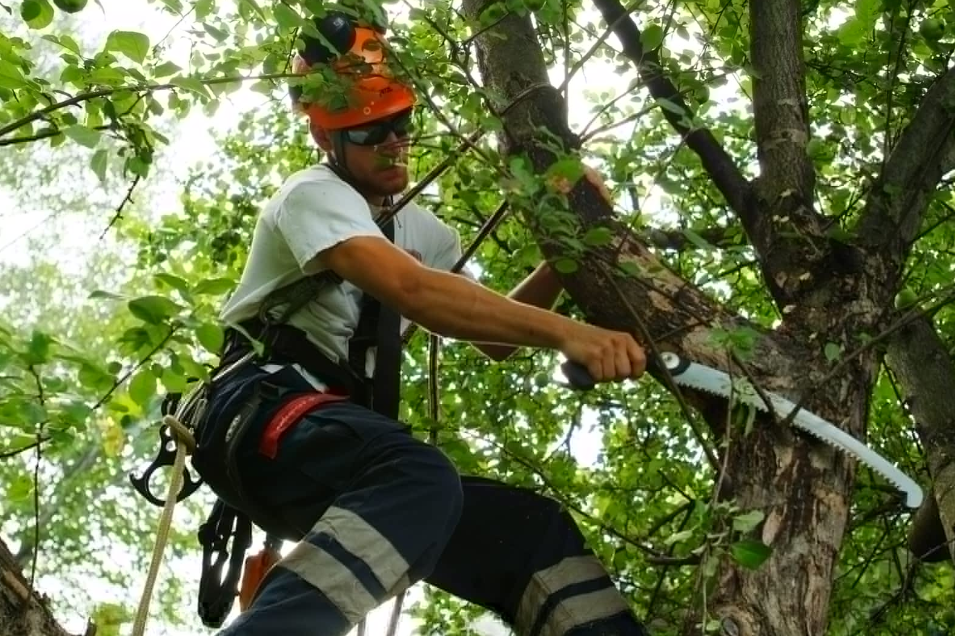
316, 235, 645, 383
319, 236, 573, 350
472, 262, 564, 361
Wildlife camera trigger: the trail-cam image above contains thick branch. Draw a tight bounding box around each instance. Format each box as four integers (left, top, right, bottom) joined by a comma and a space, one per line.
855, 67, 955, 277
750, 0, 814, 199
885, 315, 955, 566
590, 0, 754, 230
1, 535, 75, 636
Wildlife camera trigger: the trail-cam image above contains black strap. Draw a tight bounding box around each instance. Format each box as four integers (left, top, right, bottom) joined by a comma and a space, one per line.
222, 215, 403, 418
348, 217, 401, 420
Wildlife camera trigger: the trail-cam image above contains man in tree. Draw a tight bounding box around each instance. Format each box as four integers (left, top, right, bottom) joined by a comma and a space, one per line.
195, 10, 649, 635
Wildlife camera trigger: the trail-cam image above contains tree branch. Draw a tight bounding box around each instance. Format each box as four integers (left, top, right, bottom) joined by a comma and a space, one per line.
885, 315, 955, 567
855, 66, 955, 277
750, 0, 814, 198
745, 0, 835, 306
0, 70, 305, 140
589, 0, 753, 223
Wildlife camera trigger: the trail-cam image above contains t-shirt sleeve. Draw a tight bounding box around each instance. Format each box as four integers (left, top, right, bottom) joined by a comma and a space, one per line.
272, 177, 383, 275
425, 214, 479, 280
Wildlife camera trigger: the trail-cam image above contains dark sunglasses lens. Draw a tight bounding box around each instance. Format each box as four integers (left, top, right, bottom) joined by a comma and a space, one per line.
346, 112, 415, 146
347, 126, 387, 146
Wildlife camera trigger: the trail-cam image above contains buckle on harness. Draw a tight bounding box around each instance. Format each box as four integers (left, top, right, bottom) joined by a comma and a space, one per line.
197, 499, 252, 628
129, 387, 206, 507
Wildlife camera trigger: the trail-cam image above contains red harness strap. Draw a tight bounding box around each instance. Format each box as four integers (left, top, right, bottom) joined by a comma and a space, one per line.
259, 392, 348, 459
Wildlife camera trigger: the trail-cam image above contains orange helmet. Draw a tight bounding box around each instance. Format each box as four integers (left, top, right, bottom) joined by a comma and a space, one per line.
291, 15, 416, 130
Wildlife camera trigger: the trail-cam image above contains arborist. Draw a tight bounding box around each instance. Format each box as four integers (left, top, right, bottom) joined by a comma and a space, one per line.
190, 8, 650, 636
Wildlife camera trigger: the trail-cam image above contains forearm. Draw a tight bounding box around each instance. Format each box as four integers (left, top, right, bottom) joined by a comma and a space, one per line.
401, 267, 572, 352
474, 263, 564, 360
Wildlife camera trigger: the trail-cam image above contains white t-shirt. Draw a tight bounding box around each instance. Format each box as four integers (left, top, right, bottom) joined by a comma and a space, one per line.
219, 164, 465, 385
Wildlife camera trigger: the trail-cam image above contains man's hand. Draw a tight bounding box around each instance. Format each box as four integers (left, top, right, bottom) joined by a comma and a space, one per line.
560, 323, 646, 383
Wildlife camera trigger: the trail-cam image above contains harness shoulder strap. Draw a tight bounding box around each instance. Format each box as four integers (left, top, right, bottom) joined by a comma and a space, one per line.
348, 216, 402, 419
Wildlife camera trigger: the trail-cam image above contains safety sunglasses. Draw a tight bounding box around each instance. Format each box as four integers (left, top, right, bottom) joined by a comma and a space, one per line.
341, 110, 415, 146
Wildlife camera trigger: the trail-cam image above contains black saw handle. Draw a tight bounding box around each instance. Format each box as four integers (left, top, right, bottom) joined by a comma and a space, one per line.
561, 352, 686, 391
561, 361, 597, 391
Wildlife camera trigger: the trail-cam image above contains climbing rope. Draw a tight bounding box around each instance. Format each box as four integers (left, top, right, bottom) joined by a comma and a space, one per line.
131, 415, 195, 636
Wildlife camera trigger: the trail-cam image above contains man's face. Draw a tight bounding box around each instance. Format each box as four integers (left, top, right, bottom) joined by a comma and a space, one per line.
315, 109, 415, 201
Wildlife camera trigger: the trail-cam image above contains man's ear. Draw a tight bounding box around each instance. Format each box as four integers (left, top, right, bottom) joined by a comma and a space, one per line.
309, 120, 334, 154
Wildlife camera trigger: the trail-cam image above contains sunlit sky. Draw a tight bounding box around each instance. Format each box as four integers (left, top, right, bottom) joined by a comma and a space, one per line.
0, 0, 748, 634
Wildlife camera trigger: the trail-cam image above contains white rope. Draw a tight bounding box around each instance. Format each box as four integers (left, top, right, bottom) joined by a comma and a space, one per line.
131, 415, 195, 636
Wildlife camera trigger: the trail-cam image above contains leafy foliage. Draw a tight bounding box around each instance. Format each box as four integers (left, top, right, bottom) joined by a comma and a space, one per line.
1, 0, 954, 635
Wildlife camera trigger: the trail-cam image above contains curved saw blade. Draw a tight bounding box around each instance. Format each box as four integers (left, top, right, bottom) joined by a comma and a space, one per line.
660, 353, 923, 509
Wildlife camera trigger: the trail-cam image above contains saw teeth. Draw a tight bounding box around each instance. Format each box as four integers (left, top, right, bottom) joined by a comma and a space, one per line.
675, 375, 917, 505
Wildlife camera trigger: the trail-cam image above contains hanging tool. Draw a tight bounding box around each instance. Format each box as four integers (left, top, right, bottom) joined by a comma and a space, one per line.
561, 354, 923, 509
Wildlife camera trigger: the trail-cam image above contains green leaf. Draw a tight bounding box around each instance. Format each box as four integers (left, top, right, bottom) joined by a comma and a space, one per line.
24, 330, 53, 365
63, 125, 102, 148
154, 273, 191, 295
127, 295, 181, 325
641, 24, 664, 51
240, 0, 267, 20
824, 342, 842, 361
196, 323, 224, 354
90, 148, 108, 182
21, 0, 54, 29
128, 369, 156, 406
656, 97, 686, 116
583, 226, 613, 247
732, 510, 765, 533
730, 539, 772, 569
664, 529, 694, 545
7, 474, 35, 502
0, 61, 29, 89
682, 228, 714, 250
193, 277, 235, 295
152, 61, 182, 78
105, 30, 151, 64
78, 363, 114, 392
553, 257, 579, 274
89, 289, 127, 301
274, 2, 303, 29
170, 75, 210, 98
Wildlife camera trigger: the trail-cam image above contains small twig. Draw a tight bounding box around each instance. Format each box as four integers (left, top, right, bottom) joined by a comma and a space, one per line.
27, 366, 45, 590
100, 175, 142, 238
646, 553, 701, 566
0, 124, 113, 147
88, 325, 179, 413
0, 436, 51, 460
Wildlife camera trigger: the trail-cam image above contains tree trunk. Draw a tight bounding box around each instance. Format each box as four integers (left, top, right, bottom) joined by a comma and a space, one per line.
886, 315, 955, 564
0, 535, 76, 636
459, 3, 871, 635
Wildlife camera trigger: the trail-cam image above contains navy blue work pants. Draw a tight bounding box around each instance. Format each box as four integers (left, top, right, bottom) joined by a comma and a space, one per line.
196, 365, 647, 636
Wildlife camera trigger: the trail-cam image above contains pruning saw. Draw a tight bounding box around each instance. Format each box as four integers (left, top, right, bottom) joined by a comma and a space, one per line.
562, 353, 923, 509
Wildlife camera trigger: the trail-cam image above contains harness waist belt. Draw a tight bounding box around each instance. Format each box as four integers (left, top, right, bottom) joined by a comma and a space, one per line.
259, 392, 349, 459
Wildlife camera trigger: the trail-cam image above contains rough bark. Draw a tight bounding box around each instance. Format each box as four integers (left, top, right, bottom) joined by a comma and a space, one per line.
855, 67, 955, 280
461, 3, 871, 635
748, 0, 835, 308
0, 535, 76, 636
885, 316, 955, 564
